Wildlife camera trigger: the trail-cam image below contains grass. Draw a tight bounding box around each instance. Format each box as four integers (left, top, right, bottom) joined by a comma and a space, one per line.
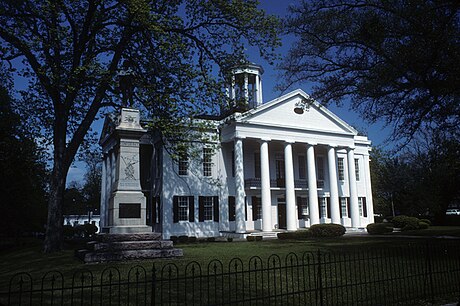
1, 227, 459, 304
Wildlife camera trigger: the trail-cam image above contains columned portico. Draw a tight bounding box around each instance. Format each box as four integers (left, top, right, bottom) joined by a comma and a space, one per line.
234, 137, 246, 233
306, 144, 320, 225
260, 139, 272, 231
327, 146, 341, 224
347, 148, 360, 228
284, 142, 297, 231
100, 154, 107, 228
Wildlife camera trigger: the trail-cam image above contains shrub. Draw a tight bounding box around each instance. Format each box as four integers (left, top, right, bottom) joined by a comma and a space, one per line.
178, 235, 189, 243
309, 224, 346, 237
402, 224, 418, 231
227, 237, 233, 242
255, 236, 263, 241
188, 236, 197, 243
170, 236, 178, 243
366, 223, 393, 235
418, 221, 429, 229
277, 231, 310, 240
63, 225, 75, 238
392, 215, 420, 229
246, 236, 255, 241
206, 237, 216, 242
419, 219, 432, 226
84, 223, 98, 237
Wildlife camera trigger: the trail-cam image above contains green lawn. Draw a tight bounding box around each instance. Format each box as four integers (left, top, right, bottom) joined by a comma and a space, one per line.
1, 228, 459, 305
1, 228, 459, 286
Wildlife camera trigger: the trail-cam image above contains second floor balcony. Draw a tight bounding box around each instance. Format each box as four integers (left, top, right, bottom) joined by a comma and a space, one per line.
244, 178, 325, 189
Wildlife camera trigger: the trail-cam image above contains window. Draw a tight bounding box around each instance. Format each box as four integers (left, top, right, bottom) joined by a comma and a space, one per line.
340, 197, 348, 217
275, 153, 285, 179
254, 152, 261, 178
358, 197, 367, 217
252, 197, 262, 220
338, 158, 345, 180
298, 155, 306, 179
297, 197, 309, 219
317, 156, 325, 180
173, 196, 194, 222
355, 159, 360, 181
178, 196, 190, 221
203, 148, 212, 177
319, 197, 327, 218
178, 153, 188, 176
228, 196, 235, 221
199, 196, 219, 222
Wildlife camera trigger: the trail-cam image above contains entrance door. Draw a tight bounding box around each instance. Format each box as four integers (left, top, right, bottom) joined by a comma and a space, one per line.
278, 198, 286, 229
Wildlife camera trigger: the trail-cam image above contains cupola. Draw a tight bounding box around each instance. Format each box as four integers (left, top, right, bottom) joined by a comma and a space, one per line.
226, 63, 264, 112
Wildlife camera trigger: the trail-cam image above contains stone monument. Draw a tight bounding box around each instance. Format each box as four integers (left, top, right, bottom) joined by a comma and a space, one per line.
99, 108, 151, 234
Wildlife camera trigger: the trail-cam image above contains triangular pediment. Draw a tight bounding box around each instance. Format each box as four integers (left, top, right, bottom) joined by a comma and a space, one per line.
237, 89, 357, 135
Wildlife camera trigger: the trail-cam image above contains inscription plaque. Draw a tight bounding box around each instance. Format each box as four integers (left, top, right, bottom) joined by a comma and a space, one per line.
119, 203, 141, 218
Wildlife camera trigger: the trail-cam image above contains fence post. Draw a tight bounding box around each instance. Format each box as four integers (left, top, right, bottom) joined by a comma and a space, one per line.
151, 264, 156, 306
425, 242, 434, 303
317, 249, 323, 306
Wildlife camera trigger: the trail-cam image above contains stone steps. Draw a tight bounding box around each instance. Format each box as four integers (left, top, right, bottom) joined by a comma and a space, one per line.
76, 248, 183, 263
76, 233, 182, 263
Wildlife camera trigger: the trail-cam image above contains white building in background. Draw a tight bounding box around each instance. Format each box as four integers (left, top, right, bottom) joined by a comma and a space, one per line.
100, 64, 374, 239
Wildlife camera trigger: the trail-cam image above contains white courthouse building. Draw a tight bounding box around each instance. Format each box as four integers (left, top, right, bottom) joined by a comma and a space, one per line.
99, 64, 374, 238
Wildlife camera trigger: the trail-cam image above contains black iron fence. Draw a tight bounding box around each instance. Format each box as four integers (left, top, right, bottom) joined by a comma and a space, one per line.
2, 242, 460, 305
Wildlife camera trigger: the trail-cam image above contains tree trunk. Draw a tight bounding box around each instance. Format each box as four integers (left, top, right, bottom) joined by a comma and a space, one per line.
43, 159, 68, 252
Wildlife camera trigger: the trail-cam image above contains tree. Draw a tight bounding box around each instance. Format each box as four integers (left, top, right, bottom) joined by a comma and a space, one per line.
0, 86, 48, 236
370, 133, 460, 223
0, 0, 279, 252
280, 0, 460, 144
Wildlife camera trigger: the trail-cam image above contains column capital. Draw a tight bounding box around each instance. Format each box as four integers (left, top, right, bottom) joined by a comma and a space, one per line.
346, 146, 356, 151
306, 142, 317, 147
327, 144, 338, 148
234, 132, 246, 140
284, 140, 295, 145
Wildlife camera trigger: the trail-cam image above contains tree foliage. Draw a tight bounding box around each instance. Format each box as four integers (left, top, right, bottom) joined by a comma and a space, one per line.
0, 86, 48, 236
371, 133, 460, 223
281, 0, 460, 143
0, 0, 280, 252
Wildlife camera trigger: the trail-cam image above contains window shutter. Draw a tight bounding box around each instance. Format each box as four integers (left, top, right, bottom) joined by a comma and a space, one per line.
318, 198, 322, 218
252, 196, 258, 221
213, 196, 219, 222
327, 198, 331, 219
228, 196, 235, 221
198, 196, 204, 222
188, 196, 195, 222
347, 198, 351, 217
339, 198, 343, 218
297, 197, 302, 219
173, 196, 179, 223
363, 197, 367, 217
245, 197, 248, 221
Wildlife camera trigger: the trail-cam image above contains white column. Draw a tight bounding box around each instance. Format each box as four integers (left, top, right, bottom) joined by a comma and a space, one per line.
231, 75, 235, 101
363, 154, 375, 223
244, 73, 249, 101
327, 146, 341, 224
347, 148, 360, 227
260, 140, 272, 231
307, 144, 320, 225
258, 76, 263, 106
234, 137, 246, 233
100, 154, 107, 228
284, 142, 297, 231
255, 74, 261, 106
